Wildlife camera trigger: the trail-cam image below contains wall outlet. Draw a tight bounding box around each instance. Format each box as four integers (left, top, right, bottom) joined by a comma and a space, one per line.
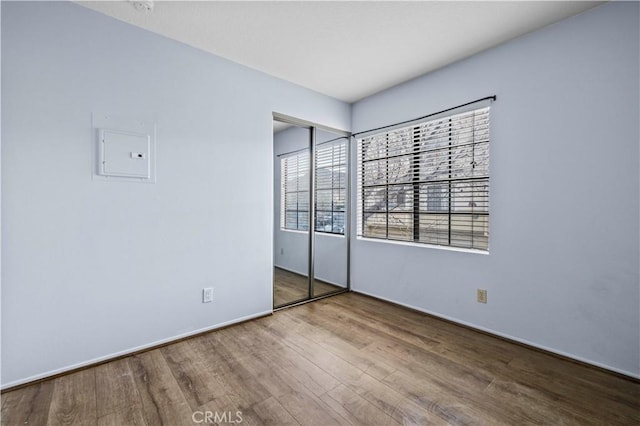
280, 248, 284, 255
477, 289, 488, 304
203, 287, 213, 303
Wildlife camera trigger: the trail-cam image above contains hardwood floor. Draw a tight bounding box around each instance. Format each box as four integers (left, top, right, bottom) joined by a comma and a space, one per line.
273, 268, 344, 307
2, 292, 639, 425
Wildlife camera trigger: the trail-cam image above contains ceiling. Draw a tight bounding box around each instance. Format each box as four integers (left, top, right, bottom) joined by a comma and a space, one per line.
76, 1, 603, 103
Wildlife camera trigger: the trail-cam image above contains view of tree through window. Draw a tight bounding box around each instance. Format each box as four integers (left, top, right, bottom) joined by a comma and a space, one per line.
357, 107, 490, 250
281, 138, 347, 235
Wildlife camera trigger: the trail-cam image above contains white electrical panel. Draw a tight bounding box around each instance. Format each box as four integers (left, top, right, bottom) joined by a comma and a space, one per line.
92, 113, 156, 183
98, 129, 151, 179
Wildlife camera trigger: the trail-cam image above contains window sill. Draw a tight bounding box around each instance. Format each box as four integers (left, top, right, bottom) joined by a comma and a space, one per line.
316, 232, 346, 239
280, 228, 346, 238
355, 236, 489, 255
280, 229, 309, 235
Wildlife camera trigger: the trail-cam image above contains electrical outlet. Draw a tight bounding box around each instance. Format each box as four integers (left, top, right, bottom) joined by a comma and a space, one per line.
280, 248, 284, 255
477, 289, 488, 304
203, 287, 213, 303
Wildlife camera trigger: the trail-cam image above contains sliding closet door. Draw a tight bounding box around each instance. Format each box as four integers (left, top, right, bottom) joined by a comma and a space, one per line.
273, 115, 351, 309
313, 130, 349, 297
273, 121, 311, 308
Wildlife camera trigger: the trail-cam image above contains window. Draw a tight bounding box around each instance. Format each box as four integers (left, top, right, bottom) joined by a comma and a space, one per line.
280, 138, 347, 235
281, 151, 310, 231
315, 139, 346, 234
357, 106, 490, 250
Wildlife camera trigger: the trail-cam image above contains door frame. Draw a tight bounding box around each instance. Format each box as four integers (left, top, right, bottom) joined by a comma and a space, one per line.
272, 112, 352, 309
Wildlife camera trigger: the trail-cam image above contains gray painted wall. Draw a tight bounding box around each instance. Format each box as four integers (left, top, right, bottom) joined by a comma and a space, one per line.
350, 2, 639, 377
1, 1, 350, 387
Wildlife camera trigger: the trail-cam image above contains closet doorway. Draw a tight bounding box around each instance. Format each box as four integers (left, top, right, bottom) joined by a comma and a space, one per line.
272, 114, 350, 309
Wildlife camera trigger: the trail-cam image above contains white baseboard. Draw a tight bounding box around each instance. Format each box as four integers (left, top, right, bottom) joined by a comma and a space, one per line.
274, 264, 347, 288
273, 264, 306, 276
352, 289, 640, 380
1, 309, 273, 390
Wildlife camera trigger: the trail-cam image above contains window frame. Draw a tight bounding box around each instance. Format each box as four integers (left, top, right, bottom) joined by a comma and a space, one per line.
280, 138, 348, 236
357, 106, 490, 251
314, 139, 347, 236
281, 150, 310, 232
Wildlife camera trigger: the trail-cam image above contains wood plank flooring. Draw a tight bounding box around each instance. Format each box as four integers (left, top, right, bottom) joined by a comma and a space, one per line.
2, 292, 639, 425
273, 268, 344, 307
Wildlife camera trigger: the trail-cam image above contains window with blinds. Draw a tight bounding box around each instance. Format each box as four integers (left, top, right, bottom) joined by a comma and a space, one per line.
281, 151, 310, 231
315, 139, 347, 235
357, 106, 490, 250
281, 138, 347, 235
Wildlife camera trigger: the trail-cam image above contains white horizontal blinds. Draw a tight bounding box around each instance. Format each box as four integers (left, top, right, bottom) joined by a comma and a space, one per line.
315, 139, 347, 234
357, 106, 490, 250
281, 151, 310, 231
